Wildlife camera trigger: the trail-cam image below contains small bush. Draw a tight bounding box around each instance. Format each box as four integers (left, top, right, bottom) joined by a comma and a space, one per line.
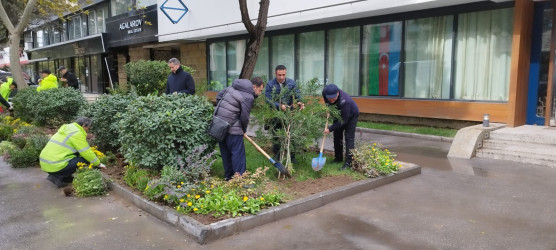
6, 147, 38, 168
124, 60, 195, 96
79, 93, 136, 152
123, 165, 157, 192
351, 143, 400, 178
73, 168, 107, 197
0, 141, 17, 155
117, 94, 215, 170
0, 124, 13, 140
12, 88, 86, 127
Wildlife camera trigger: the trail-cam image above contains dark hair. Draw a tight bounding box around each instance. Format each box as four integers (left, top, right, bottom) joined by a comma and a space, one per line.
251, 77, 264, 87
275, 65, 286, 71
40, 69, 51, 74
76, 117, 93, 128
10, 81, 17, 88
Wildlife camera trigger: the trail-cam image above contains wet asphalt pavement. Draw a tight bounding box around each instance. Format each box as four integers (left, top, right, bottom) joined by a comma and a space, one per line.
2, 132, 556, 250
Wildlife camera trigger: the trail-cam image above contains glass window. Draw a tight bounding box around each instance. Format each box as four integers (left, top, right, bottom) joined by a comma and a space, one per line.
209, 42, 226, 91
362, 22, 402, 96
111, 0, 131, 16
36, 30, 44, 48
69, 15, 84, 40
53, 28, 61, 44
97, 6, 108, 33
61, 22, 68, 42
88, 11, 97, 35
271, 34, 295, 81
137, 0, 157, 8
327, 27, 360, 95
298, 31, 325, 85
253, 37, 269, 81
404, 16, 454, 99
227, 40, 246, 85
454, 8, 513, 101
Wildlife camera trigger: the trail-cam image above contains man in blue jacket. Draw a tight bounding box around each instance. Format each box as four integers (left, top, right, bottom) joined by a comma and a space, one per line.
166, 58, 195, 95
323, 84, 359, 169
265, 65, 304, 163
214, 77, 264, 180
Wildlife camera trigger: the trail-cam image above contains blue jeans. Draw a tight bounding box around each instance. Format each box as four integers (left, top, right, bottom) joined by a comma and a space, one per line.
219, 134, 246, 180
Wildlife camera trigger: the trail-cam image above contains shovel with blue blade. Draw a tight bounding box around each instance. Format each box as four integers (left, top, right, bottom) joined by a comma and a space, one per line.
312, 113, 329, 171
244, 134, 291, 178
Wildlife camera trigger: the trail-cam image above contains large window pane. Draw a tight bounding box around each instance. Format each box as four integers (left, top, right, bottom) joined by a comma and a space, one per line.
362, 22, 402, 96
404, 16, 453, 99
227, 40, 246, 84
327, 27, 360, 96
209, 42, 226, 91
271, 34, 295, 80
253, 38, 269, 81
298, 31, 324, 85
454, 8, 513, 101
88, 11, 97, 35
97, 6, 108, 33
111, 0, 131, 16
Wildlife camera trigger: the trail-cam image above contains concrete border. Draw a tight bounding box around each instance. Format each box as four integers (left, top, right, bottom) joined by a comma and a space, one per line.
356, 127, 454, 142
447, 123, 505, 159
106, 162, 420, 244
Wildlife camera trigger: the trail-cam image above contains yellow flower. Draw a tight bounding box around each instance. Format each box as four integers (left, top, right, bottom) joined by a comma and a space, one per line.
187, 194, 190, 198
260, 197, 265, 201
373, 143, 377, 146
176, 206, 180, 211
88, 165, 92, 169
211, 185, 214, 188
243, 196, 248, 202
193, 208, 198, 212
195, 195, 200, 199
191, 188, 195, 191
187, 202, 192, 206
12, 129, 17, 133
164, 195, 168, 200
79, 167, 83, 170
177, 185, 181, 188
180, 182, 184, 185
200, 205, 204, 208
205, 190, 211, 194
180, 199, 184, 202
201, 181, 205, 184
145, 185, 149, 190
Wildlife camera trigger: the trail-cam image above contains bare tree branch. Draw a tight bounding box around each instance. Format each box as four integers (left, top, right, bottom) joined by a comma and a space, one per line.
239, 0, 256, 34
0, 0, 15, 33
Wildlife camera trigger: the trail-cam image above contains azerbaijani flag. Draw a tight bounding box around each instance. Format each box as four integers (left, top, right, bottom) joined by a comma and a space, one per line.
368, 23, 400, 96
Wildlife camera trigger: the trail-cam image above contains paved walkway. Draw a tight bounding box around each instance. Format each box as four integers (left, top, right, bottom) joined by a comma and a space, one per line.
2, 129, 556, 249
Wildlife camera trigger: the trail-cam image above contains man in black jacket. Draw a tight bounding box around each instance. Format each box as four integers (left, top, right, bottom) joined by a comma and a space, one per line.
323, 84, 359, 169
58, 66, 79, 90
166, 58, 195, 95
214, 77, 264, 180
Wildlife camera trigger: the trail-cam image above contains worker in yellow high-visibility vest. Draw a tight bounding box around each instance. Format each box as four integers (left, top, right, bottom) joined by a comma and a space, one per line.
40, 117, 106, 188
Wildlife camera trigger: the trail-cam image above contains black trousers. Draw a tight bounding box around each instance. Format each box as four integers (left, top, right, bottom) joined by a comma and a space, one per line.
219, 134, 246, 181
333, 114, 359, 165
48, 157, 89, 183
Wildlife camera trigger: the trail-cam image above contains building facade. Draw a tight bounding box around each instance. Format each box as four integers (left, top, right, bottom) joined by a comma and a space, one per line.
157, 0, 556, 127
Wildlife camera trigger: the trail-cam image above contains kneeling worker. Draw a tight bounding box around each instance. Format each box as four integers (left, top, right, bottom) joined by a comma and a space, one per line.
322, 84, 359, 169
40, 117, 106, 188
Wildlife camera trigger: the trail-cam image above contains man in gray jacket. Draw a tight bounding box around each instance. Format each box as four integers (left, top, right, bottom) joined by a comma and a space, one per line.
214, 77, 264, 180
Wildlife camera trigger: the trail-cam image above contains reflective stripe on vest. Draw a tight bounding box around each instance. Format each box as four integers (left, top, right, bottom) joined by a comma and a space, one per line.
40, 157, 72, 165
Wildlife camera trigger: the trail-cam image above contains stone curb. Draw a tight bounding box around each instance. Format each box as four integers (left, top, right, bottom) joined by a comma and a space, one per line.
356, 127, 454, 142
106, 162, 421, 244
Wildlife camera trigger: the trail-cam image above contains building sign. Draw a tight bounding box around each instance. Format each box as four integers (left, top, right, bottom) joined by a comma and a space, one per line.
27, 34, 106, 59
105, 4, 158, 48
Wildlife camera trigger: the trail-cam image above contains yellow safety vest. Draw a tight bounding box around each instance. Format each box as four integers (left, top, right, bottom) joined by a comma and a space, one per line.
40, 122, 99, 173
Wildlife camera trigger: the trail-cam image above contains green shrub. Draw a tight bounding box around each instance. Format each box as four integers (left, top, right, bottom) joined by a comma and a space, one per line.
0, 141, 17, 155
117, 94, 215, 170
26, 134, 50, 152
145, 145, 215, 201
80, 93, 136, 152
11, 134, 26, 149
351, 143, 400, 177
0, 124, 14, 140
73, 168, 107, 197
123, 165, 157, 191
7, 147, 38, 168
12, 88, 86, 127
124, 60, 195, 96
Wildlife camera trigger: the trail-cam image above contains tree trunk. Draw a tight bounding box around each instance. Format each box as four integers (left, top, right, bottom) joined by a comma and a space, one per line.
239, 0, 269, 80
9, 32, 27, 89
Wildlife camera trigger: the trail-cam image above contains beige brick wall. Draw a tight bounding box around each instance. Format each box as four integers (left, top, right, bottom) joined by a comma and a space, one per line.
117, 53, 127, 87
179, 42, 207, 88
129, 45, 150, 62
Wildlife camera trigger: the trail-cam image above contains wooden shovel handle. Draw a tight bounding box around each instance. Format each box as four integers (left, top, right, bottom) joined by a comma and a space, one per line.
319, 113, 330, 153
244, 134, 272, 160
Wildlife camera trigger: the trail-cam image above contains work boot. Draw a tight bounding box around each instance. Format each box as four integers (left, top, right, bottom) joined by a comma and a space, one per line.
333, 158, 343, 163
341, 162, 350, 170
47, 175, 66, 188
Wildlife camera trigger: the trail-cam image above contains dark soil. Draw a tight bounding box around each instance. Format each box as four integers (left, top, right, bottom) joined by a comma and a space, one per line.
101, 155, 359, 225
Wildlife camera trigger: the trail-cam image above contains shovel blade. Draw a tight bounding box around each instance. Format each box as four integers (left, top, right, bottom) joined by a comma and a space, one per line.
274, 162, 291, 178
311, 155, 326, 171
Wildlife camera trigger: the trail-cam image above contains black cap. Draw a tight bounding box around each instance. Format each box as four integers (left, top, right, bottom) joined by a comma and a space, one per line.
58, 66, 66, 72
40, 69, 51, 74
324, 84, 339, 99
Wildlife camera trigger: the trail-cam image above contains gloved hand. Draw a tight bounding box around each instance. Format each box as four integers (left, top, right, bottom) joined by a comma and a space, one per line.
8, 106, 13, 111
98, 163, 106, 169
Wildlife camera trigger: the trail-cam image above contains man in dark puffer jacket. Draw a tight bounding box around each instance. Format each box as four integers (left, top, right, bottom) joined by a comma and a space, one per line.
214, 77, 264, 180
